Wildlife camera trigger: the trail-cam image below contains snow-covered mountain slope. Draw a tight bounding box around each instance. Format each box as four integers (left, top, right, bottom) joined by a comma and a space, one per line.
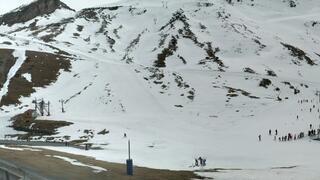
1, 0, 320, 179
0, 0, 121, 14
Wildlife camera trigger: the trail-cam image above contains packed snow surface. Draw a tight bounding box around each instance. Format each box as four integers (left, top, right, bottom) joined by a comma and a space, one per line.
46, 155, 107, 173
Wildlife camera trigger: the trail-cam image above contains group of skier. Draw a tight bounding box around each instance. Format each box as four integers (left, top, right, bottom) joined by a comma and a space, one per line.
259, 123, 320, 142
194, 157, 206, 167
258, 95, 320, 142
307, 124, 320, 137
277, 132, 302, 142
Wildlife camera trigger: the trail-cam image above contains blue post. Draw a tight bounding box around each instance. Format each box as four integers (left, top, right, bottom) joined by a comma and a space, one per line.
126, 140, 133, 175
126, 159, 133, 176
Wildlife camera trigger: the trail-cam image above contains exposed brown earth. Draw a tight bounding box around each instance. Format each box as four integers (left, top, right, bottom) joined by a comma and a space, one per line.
0, 50, 71, 106
0, 0, 73, 26
0, 49, 15, 90
9, 110, 73, 139
0, 146, 202, 180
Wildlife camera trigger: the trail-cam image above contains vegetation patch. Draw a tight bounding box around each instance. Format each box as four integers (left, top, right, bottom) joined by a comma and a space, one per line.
266, 69, 277, 77
224, 86, 260, 99
259, 78, 272, 88
10, 110, 73, 139
282, 81, 300, 94
154, 36, 178, 67
0, 50, 71, 106
243, 67, 256, 74
0, 0, 74, 26
0, 49, 15, 90
199, 42, 226, 71
31, 17, 75, 42
281, 43, 315, 66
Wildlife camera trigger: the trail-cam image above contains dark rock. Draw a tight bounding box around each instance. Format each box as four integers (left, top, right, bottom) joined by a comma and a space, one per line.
98, 129, 110, 135
0, 0, 74, 26
259, 78, 272, 88
243, 67, 256, 74
281, 42, 315, 66
10, 110, 73, 138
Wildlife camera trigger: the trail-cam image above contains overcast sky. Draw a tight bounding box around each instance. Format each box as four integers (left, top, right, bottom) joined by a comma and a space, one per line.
0, 0, 120, 15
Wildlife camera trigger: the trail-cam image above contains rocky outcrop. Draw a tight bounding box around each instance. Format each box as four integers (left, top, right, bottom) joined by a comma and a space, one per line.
0, 49, 15, 90
0, 50, 71, 106
0, 0, 74, 26
10, 109, 73, 138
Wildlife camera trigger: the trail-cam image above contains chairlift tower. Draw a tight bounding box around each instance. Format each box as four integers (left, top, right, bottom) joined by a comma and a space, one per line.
59, 99, 65, 113
33, 98, 50, 116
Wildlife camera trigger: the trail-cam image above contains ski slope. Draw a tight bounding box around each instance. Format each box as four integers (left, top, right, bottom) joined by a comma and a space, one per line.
0, 0, 320, 179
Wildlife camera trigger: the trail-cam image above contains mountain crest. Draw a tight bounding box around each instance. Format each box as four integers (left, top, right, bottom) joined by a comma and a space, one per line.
0, 0, 74, 26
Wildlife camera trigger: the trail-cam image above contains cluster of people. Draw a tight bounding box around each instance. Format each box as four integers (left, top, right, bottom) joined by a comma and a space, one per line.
260, 124, 320, 142
259, 97, 320, 142
307, 124, 320, 137
268, 129, 301, 142
269, 129, 278, 135
298, 99, 310, 104
278, 132, 303, 142
194, 157, 206, 167
308, 129, 317, 136
297, 98, 319, 113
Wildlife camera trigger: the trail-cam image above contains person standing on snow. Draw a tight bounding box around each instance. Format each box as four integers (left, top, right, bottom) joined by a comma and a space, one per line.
203, 158, 206, 166
198, 157, 203, 166
258, 135, 261, 141
195, 159, 199, 167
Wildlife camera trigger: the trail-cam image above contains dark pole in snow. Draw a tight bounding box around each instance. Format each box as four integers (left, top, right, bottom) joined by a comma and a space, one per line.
128, 140, 131, 159
47, 101, 50, 116
40, 99, 44, 116
60, 99, 65, 113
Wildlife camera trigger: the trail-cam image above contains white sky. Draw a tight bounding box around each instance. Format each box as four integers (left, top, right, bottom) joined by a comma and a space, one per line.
0, 0, 121, 15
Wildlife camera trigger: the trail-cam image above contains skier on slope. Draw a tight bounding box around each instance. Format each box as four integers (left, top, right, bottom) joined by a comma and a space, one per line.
198, 157, 203, 166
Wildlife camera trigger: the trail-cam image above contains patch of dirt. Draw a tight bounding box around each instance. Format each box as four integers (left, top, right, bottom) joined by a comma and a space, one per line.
281, 43, 316, 66
31, 17, 75, 42
266, 69, 277, 77
154, 36, 178, 68
0, 49, 15, 90
243, 67, 256, 74
129, 7, 147, 16
224, 86, 260, 99
97, 129, 109, 135
271, 165, 298, 169
122, 29, 147, 63
0, 0, 74, 26
154, 36, 178, 67
200, 42, 226, 71
0, 50, 71, 106
282, 81, 300, 94
259, 78, 272, 88
0, 147, 202, 180
76, 6, 121, 22
9, 110, 73, 139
